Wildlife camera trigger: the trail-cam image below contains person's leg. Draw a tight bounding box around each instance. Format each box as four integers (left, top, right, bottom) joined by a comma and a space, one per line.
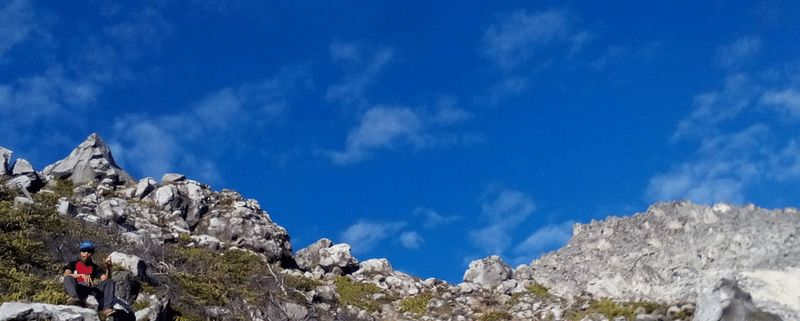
92, 279, 116, 311
63, 276, 79, 299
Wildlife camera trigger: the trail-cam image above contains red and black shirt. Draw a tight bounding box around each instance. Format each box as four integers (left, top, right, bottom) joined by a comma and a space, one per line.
63, 260, 105, 283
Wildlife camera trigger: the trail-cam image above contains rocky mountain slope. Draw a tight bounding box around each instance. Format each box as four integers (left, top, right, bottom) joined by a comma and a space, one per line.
0, 134, 796, 321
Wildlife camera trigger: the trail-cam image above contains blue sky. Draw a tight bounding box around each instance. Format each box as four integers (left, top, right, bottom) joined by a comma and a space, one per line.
2, 0, 800, 284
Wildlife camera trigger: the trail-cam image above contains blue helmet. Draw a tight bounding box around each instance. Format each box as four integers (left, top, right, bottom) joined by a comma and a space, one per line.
79, 241, 95, 252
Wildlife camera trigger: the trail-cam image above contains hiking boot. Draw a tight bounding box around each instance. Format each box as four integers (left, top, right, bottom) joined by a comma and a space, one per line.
67, 297, 84, 307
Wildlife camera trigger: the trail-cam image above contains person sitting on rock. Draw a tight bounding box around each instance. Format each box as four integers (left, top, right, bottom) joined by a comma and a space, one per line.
62, 241, 116, 317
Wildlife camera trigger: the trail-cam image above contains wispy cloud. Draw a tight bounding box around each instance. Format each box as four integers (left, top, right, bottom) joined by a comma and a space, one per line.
326, 42, 394, 109
0, 0, 40, 62
512, 220, 575, 266
760, 88, 800, 118
340, 220, 406, 255
469, 187, 536, 256
0, 2, 173, 154
646, 126, 769, 205
649, 39, 800, 205
478, 9, 593, 106
414, 207, 461, 228
110, 68, 311, 184
329, 106, 422, 165
718, 36, 761, 69
327, 101, 477, 165
104, 6, 174, 60
482, 9, 579, 71
399, 231, 424, 249
672, 73, 756, 141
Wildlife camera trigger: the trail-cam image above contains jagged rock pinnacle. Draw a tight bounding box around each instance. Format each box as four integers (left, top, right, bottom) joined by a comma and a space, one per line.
43, 133, 134, 185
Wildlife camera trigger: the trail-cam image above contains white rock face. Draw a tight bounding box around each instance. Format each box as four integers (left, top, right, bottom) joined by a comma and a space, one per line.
155, 185, 178, 208
318, 244, 358, 270
134, 177, 157, 199
109, 251, 146, 277
10, 158, 34, 175
522, 201, 800, 319
694, 278, 782, 321
42, 133, 134, 185
463, 255, 513, 288
0, 302, 101, 321
161, 173, 185, 184
0, 146, 11, 175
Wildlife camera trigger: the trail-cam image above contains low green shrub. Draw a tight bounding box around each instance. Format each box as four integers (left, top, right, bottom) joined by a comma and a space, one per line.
527, 283, 549, 297
52, 178, 74, 198
333, 276, 383, 312
479, 311, 513, 321
0, 263, 69, 304
595, 298, 633, 320
175, 272, 227, 306
399, 290, 433, 313
284, 274, 323, 291
131, 300, 149, 311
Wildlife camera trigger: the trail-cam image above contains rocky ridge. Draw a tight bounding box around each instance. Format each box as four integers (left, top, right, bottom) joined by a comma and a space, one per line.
0, 133, 797, 321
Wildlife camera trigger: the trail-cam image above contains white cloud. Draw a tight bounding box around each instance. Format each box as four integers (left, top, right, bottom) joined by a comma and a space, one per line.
590, 46, 626, 71
340, 221, 406, 255
469, 187, 536, 256
512, 220, 575, 265
104, 6, 174, 59
760, 89, 800, 118
672, 73, 756, 141
399, 231, 424, 249
414, 207, 461, 228
326, 42, 394, 108
476, 76, 529, 107
648, 124, 769, 205
718, 36, 761, 68
328, 104, 475, 165
0, 0, 37, 61
648, 166, 748, 205
110, 68, 310, 182
651, 58, 800, 205
0, 66, 100, 121
469, 224, 511, 257
482, 9, 575, 70
480, 188, 536, 224
329, 106, 423, 165
111, 118, 179, 178
432, 96, 472, 126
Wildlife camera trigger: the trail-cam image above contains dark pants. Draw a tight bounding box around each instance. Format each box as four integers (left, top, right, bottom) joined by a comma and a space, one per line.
63, 276, 116, 310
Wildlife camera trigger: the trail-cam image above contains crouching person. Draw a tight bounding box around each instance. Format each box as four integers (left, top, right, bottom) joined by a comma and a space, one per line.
63, 241, 117, 317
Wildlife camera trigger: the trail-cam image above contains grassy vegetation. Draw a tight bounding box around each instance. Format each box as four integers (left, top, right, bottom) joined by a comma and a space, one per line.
527, 283, 549, 297
478, 311, 513, 321
399, 290, 433, 313
333, 275, 386, 312
284, 274, 323, 291
564, 298, 685, 321
0, 180, 85, 305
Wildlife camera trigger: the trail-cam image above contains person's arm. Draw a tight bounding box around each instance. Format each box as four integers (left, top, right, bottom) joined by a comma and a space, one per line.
63, 262, 86, 280
100, 257, 112, 281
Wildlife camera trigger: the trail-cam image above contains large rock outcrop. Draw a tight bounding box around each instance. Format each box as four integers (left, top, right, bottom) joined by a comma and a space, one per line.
520, 201, 800, 320
694, 278, 782, 321
463, 255, 513, 289
42, 133, 134, 186
295, 238, 358, 275
0, 302, 101, 321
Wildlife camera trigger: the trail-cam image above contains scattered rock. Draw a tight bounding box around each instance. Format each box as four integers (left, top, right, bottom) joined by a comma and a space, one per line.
695, 278, 782, 321
463, 255, 513, 288
0, 146, 11, 175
